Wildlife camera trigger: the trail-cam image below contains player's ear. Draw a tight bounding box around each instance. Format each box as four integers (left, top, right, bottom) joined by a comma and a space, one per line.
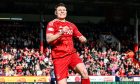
54, 11, 57, 15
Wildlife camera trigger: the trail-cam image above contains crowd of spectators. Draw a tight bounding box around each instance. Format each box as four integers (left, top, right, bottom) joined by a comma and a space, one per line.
0, 46, 52, 76
0, 21, 140, 78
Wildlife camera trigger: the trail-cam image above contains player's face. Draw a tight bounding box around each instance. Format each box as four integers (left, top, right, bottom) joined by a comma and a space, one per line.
55, 6, 67, 20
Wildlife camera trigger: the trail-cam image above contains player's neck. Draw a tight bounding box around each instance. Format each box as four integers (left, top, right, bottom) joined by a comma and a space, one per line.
56, 18, 66, 22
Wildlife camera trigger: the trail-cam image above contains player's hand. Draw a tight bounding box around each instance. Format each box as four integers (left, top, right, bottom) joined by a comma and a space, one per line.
79, 36, 87, 43
62, 26, 69, 32
59, 26, 69, 34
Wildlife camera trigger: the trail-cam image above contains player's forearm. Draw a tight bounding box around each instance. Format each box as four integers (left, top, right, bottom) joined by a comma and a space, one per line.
46, 32, 62, 43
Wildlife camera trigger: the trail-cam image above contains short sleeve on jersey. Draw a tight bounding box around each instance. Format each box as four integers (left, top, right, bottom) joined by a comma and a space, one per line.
72, 23, 82, 38
46, 22, 55, 34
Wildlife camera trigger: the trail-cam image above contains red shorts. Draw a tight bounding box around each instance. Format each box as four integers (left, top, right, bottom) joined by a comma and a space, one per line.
52, 53, 83, 81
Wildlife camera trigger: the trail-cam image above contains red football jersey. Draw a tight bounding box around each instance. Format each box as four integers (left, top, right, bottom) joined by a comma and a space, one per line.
46, 19, 82, 58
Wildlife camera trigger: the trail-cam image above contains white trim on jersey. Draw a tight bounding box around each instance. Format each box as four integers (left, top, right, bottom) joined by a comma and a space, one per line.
48, 28, 54, 31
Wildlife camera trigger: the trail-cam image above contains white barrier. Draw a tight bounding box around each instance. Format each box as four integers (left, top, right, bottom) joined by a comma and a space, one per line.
133, 77, 140, 81
67, 76, 115, 82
